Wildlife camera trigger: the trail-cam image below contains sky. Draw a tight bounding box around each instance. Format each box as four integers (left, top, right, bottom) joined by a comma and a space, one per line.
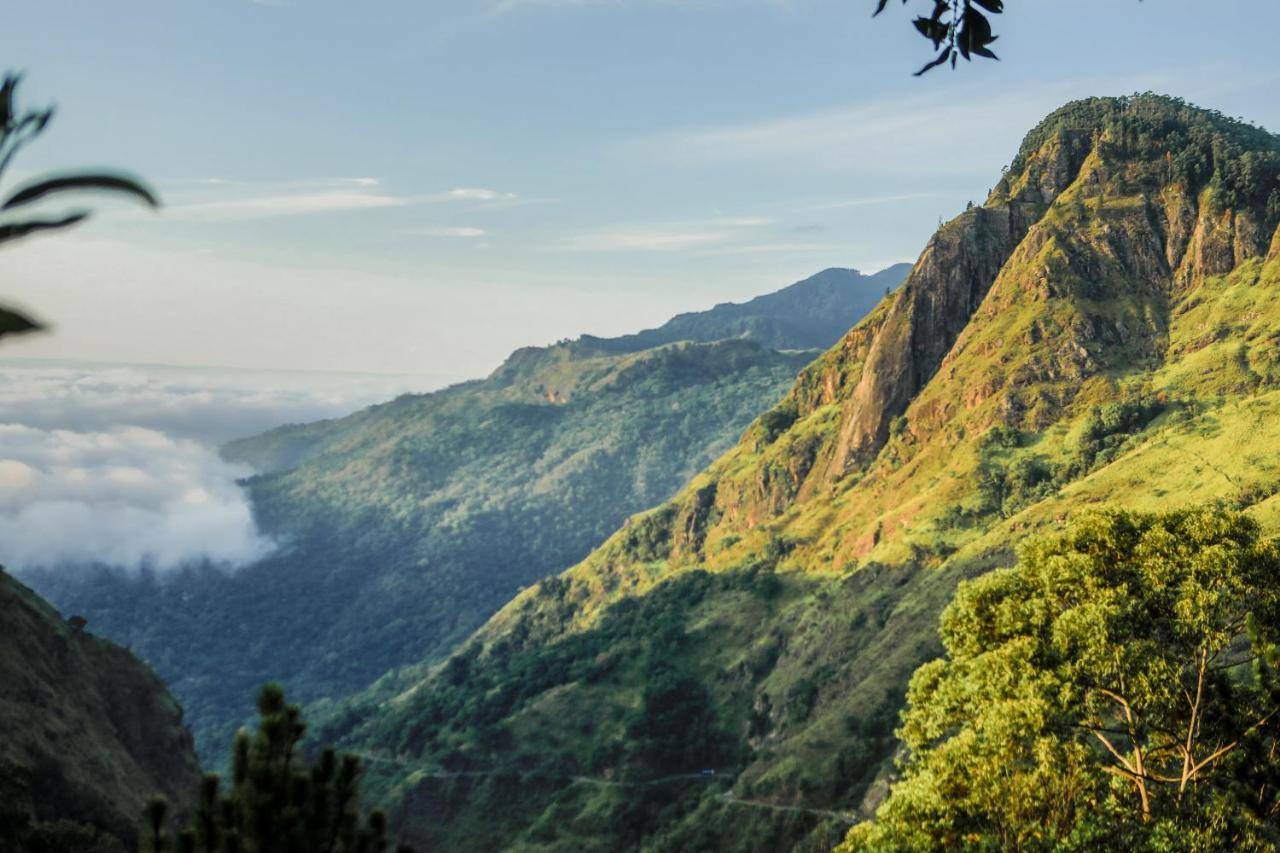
0, 0, 1277, 378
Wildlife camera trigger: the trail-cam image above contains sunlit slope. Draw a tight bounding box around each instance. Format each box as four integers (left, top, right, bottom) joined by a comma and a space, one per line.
335, 95, 1280, 851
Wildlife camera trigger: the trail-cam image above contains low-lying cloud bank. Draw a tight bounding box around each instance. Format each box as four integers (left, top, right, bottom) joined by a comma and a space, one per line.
0, 359, 442, 575
0, 360, 445, 445
0, 423, 270, 572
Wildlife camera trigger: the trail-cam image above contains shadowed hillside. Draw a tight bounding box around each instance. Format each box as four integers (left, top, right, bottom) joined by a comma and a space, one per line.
0, 570, 200, 852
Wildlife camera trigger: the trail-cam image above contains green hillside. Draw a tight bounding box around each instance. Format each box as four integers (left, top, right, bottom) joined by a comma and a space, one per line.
26, 266, 905, 764
0, 569, 200, 852
327, 95, 1280, 851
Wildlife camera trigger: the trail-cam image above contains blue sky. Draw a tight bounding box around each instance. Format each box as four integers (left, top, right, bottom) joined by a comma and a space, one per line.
0, 0, 1277, 376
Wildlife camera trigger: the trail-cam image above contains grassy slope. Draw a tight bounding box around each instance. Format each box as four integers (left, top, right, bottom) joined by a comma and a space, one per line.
337, 96, 1280, 851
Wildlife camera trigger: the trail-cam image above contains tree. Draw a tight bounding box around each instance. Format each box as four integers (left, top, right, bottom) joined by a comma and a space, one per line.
148, 685, 413, 853
842, 508, 1280, 851
0, 73, 158, 344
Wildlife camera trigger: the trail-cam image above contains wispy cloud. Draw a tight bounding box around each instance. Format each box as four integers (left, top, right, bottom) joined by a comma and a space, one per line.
563, 216, 773, 253
627, 73, 1206, 178
171, 190, 408, 220
699, 241, 837, 256
435, 187, 519, 202
807, 192, 937, 210
421, 226, 489, 238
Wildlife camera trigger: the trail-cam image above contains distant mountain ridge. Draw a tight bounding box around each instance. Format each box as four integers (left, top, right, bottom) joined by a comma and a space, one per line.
226, 265, 908, 478
572, 265, 912, 355
26, 264, 908, 763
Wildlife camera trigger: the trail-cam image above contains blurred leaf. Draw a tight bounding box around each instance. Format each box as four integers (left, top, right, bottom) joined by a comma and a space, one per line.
0, 74, 18, 128
3, 172, 159, 211
0, 210, 90, 244
885, 0, 1005, 75
0, 304, 42, 340
913, 47, 953, 76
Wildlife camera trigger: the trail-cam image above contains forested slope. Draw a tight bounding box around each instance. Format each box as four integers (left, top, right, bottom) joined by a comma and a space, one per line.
27, 267, 905, 762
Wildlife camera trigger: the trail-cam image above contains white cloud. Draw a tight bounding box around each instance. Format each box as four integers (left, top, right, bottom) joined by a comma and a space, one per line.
425, 187, 521, 203
171, 190, 408, 220
0, 422, 271, 574
421, 226, 489, 238
807, 192, 937, 210
0, 360, 446, 575
700, 242, 837, 256
563, 215, 773, 253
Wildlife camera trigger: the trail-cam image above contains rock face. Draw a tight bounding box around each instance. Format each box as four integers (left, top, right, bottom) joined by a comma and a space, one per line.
0, 570, 200, 850
830, 206, 1027, 474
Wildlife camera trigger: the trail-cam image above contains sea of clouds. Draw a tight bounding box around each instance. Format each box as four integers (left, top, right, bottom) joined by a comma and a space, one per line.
0, 359, 449, 574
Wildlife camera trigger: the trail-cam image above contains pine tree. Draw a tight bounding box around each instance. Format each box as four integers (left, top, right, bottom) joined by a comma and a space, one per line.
149, 685, 413, 853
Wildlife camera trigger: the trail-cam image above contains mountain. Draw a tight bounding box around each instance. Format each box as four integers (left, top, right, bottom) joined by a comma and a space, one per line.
327, 95, 1280, 851
574, 266, 912, 356
0, 569, 200, 851
25, 266, 907, 764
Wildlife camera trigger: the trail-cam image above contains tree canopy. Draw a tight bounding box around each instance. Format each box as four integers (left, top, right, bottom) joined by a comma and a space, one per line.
843, 508, 1280, 851
144, 685, 412, 853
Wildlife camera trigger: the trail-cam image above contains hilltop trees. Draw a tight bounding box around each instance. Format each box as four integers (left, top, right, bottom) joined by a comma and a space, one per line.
146, 685, 411, 853
843, 508, 1280, 850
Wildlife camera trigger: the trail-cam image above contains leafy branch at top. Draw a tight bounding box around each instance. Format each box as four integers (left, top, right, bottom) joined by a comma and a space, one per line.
874, 0, 1002, 75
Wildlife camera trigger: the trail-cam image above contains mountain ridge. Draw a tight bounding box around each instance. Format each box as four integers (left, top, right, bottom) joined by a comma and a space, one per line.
25, 264, 908, 763
331, 94, 1280, 851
